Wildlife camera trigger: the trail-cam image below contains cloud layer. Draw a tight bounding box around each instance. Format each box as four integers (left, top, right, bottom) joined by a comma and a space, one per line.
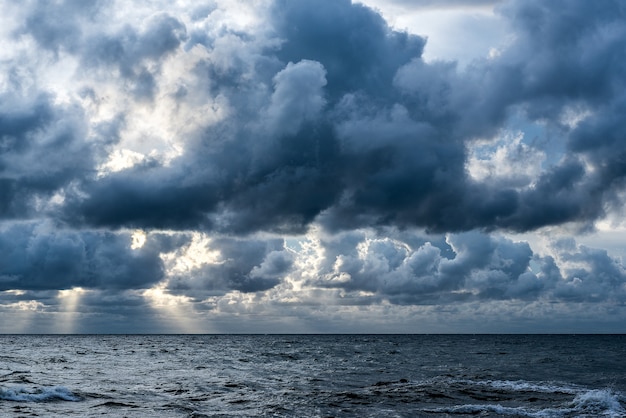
1, 0, 625, 332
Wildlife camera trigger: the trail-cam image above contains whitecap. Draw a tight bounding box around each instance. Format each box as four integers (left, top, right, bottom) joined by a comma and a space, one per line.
0, 385, 80, 402
425, 388, 626, 418
427, 403, 536, 416
569, 389, 626, 417
477, 379, 580, 395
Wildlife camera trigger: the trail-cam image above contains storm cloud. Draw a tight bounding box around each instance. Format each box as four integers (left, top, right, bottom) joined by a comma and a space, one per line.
1, 0, 626, 332
37, 0, 623, 236
0, 222, 166, 291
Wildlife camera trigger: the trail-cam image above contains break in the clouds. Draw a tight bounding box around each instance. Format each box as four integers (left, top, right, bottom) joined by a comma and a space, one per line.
0, 0, 625, 333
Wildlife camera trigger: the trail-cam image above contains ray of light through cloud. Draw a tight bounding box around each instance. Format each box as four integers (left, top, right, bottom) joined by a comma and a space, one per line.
57, 287, 87, 334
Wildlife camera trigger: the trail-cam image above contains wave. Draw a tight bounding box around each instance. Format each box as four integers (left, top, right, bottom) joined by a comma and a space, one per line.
422, 383, 625, 418
430, 403, 535, 416
567, 389, 626, 418
0, 384, 80, 402
473, 379, 580, 395
477, 380, 626, 417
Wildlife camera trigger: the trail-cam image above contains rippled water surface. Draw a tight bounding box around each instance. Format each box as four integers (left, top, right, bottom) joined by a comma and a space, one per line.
1, 334, 625, 417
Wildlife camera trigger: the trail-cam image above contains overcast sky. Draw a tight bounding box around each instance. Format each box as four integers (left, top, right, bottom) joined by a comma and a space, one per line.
1, 0, 626, 333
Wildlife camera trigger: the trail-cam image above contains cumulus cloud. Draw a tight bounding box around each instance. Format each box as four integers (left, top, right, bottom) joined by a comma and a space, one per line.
551, 238, 626, 303
296, 230, 534, 304
5, 0, 621, 235
264, 60, 327, 136
166, 235, 294, 296
282, 228, 626, 307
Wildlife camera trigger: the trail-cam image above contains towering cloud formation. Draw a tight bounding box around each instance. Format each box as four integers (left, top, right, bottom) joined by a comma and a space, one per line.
38, 0, 623, 235
1, 0, 625, 332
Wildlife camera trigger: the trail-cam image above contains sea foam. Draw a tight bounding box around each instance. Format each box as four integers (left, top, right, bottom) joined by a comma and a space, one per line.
479, 379, 579, 394
425, 385, 625, 418
0, 385, 80, 402
569, 389, 626, 417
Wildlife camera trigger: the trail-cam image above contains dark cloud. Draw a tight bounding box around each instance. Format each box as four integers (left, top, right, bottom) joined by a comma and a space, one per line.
81, 12, 187, 100
167, 237, 293, 296
0, 93, 95, 219
62, 172, 219, 230
0, 222, 165, 291
302, 230, 626, 305
306, 231, 529, 303
552, 239, 626, 303
16, 0, 105, 55
47, 0, 625, 236
82, 12, 187, 69
273, 0, 425, 99
59, 0, 428, 234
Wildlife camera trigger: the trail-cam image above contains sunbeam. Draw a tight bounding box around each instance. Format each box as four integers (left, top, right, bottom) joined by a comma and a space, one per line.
57, 287, 87, 334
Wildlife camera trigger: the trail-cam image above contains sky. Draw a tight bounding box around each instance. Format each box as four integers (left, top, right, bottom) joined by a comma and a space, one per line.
1, 0, 626, 333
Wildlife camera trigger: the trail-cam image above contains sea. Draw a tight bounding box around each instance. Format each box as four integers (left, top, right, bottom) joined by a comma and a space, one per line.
0, 334, 624, 417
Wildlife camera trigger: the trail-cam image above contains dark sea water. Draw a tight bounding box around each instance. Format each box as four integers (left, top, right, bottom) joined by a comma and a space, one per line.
0, 335, 625, 417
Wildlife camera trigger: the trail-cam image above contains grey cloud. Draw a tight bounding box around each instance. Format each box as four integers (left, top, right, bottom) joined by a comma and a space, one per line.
167, 237, 293, 296
0, 222, 165, 291
139, 13, 188, 60
299, 228, 626, 307
0, 93, 95, 219
264, 60, 327, 136
43, 0, 458, 233
499, 0, 625, 109
5, 0, 622, 236
22, 1, 188, 70
17, 5, 187, 105
82, 12, 187, 100
552, 239, 626, 303
166, 2, 626, 233
62, 169, 219, 230
249, 250, 294, 282
16, 0, 105, 55
0, 289, 57, 306
568, 95, 626, 208
306, 230, 567, 304
273, 0, 425, 99
471, 0, 626, 229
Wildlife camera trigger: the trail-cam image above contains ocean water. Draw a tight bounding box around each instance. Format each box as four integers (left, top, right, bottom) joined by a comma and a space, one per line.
0, 335, 624, 417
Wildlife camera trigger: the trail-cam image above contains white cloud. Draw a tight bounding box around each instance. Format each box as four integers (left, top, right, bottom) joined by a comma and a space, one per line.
466, 131, 545, 188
